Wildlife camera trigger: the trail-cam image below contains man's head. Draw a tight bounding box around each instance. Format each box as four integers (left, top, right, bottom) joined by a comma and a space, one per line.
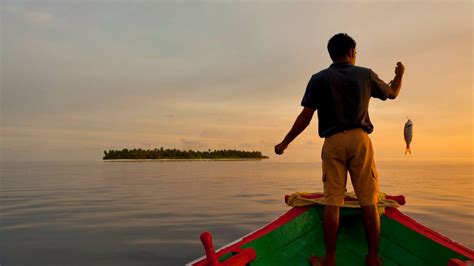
327, 33, 357, 65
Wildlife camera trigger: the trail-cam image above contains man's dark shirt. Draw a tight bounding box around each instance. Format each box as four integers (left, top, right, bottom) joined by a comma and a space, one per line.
301, 62, 391, 138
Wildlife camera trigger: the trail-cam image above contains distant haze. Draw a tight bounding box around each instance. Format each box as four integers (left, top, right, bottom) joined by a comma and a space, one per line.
1, 1, 472, 162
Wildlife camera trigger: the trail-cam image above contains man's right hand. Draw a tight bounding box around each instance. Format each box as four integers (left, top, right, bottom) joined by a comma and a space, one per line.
395, 62, 405, 77
274, 142, 288, 155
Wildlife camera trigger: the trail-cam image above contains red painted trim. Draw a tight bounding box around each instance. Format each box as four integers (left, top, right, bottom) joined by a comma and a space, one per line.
384, 208, 474, 259
448, 258, 468, 266
191, 207, 309, 266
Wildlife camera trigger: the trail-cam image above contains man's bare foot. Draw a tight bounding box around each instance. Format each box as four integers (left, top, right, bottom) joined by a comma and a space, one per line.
366, 255, 382, 266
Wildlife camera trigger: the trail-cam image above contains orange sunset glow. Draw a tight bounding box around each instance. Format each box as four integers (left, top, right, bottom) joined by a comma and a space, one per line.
1, 1, 472, 162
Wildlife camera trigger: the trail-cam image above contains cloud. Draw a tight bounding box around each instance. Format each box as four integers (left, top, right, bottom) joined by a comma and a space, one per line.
199, 129, 223, 139
238, 142, 252, 149
24, 9, 56, 25
180, 139, 208, 151
5, 6, 57, 26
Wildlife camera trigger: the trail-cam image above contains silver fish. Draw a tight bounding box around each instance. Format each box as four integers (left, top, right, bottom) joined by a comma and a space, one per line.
404, 118, 413, 155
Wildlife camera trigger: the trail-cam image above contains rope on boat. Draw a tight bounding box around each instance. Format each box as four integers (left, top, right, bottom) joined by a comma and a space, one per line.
286, 192, 402, 209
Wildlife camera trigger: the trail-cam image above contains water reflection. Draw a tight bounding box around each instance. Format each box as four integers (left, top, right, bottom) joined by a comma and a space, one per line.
1, 160, 472, 265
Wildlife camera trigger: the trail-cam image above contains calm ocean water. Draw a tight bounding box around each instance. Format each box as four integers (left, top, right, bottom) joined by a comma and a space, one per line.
1, 160, 472, 265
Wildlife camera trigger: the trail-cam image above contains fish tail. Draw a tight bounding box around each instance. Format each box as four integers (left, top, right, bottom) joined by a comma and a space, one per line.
405, 147, 411, 155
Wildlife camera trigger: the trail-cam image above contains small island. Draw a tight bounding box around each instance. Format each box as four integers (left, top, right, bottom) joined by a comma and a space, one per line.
103, 147, 269, 160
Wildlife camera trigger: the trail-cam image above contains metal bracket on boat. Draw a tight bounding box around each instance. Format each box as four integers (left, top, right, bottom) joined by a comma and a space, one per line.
200, 231, 257, 266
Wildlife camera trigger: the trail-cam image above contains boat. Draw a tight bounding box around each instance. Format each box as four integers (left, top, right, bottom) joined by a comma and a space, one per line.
187, 193, 474, 266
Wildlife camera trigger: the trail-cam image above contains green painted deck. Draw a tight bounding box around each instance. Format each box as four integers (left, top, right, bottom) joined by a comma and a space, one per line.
222, 207, 471, 266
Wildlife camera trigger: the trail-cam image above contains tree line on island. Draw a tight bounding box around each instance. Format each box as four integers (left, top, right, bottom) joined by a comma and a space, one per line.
103, 147, 269, 160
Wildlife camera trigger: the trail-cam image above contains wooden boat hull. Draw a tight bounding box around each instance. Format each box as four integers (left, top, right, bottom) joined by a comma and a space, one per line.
188, 196, 474, 266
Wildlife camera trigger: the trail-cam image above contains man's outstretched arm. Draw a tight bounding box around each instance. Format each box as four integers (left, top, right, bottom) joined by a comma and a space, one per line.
387, 62, 405, 99
275, 107, 315, 155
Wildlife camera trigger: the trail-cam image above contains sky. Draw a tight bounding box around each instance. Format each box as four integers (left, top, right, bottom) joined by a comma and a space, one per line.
1, 0, 472, 162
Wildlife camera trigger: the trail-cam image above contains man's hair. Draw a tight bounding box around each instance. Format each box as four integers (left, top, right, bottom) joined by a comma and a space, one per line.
327, 33, 356, 61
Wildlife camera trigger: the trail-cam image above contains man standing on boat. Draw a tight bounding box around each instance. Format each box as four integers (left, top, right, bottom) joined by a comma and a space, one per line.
274, 33, 405, 266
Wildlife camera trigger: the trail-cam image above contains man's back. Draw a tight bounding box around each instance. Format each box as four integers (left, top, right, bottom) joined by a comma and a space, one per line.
301, 62, 391, 138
